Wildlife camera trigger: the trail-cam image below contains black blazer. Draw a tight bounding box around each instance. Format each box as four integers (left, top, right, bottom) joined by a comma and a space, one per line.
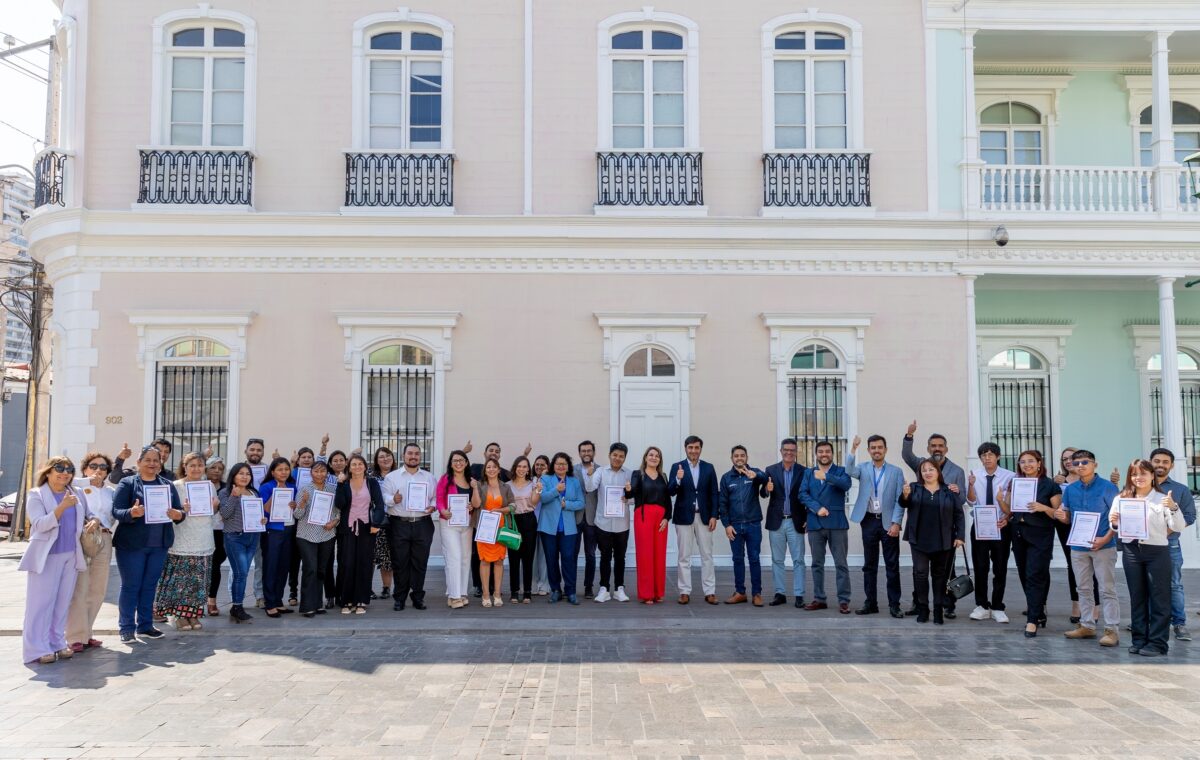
334, 477, 387, 534
900, 483, 964, 553
666, 459, 719, 525
761, 462, 807, 532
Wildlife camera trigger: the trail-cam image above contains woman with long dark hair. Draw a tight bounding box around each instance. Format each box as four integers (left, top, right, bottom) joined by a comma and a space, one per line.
218, 462, 265, 623
476, 458, 514, 607
372, 446, 397, 601
436, 450, 477, 609
625, 446, 672, 604
535, 452, 584, 604
900, 458, 964, 624
507, 456, 539, 604
336, 453, 387, 614
531, 455, 552, 596
1000, 450, 1061, 638
258, 457, 296, 618
204, 456, 226, 617
293, 459, 339, 617
155, 452, 218, 631
1053, 446, 1085, 623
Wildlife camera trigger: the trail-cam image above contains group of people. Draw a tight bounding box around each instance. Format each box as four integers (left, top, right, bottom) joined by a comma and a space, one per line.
18, 423, 1196, 664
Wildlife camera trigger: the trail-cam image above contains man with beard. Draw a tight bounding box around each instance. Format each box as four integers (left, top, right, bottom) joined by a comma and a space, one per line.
1149, 448, 1196, 642
799, 441, 853, 613
902, 421, 967, 618
238, 438, 268, 608
573, 441, 600, 599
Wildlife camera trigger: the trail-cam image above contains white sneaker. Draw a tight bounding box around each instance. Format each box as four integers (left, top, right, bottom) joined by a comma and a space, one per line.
594, 587, 611, 603
968, 605, 990, 621
991, 610, 1009, 624
613, 586, 630, 602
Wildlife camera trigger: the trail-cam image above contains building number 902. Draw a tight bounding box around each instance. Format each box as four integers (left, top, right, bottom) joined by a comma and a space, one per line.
104, 416, 123, 425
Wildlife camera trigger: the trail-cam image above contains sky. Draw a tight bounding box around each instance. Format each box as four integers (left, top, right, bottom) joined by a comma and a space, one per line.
0, 1, 61, 173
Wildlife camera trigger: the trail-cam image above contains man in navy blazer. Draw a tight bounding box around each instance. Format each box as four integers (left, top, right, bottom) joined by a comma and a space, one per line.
847, 434, 906, 618
667, 435, 720, 605
761, 438, 808, 608
799, 440, 854, 613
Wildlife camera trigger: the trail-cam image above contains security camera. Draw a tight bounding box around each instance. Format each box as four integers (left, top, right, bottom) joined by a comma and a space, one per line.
992, 226, 1009, 247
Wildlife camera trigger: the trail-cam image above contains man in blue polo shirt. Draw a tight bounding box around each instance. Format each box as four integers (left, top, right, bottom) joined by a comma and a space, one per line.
1060, 450, 1121, 648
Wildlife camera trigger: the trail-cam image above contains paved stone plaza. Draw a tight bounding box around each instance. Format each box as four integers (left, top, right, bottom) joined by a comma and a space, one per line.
2, 545, 1199, 759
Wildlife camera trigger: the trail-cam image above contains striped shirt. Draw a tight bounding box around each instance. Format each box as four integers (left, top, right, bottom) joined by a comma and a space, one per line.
293, 482, 340, 543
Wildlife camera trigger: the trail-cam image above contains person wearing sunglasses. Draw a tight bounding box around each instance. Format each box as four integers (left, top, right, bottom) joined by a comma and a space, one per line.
66, 452, 116, 653
19, 457, 89, 664
1059, 451, 1121, 648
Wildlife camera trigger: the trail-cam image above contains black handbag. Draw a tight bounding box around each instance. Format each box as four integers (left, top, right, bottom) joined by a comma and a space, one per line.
946, 543, 974, 601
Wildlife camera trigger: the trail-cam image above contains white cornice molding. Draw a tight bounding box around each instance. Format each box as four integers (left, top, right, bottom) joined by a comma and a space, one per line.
333, 310, 461, 329
126, 309, 257, 369
927, 0, 1200, 31
594, 313, 705, 370
761, 313, 872, 371
594, 313, 705, 329
333, 310, 460, 370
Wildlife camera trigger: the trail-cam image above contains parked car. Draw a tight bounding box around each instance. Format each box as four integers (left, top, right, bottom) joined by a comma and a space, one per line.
0, 492, 15, 535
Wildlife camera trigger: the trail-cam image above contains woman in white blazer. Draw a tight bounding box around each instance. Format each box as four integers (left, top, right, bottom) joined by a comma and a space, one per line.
19, 456, 89, 664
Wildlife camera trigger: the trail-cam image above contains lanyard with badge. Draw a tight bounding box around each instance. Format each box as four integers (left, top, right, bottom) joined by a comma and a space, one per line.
871, 466, 885, 513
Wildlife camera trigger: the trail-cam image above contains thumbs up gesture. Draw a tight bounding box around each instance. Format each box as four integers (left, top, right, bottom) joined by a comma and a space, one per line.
766, 478, 775, 493
968, 471, 976, 487
1109, 467, 1120, 485
130, 499, 145, 518
902, 483, 911, 499
676, 464, 685, 481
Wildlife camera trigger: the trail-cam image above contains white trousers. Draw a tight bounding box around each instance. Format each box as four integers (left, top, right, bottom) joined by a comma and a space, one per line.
675, 519, 716, 596
441, 525, 472, 599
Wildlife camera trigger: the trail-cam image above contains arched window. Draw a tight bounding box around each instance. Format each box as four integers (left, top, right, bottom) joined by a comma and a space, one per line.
154, 337, 232, 466
623, 346, 676, 377
980, 102, 1044, 166
987, 348, 1043, 371
1148, 349, 1200, 372
787, 342, 845, 463
362, 25, 447, 149
362, 342, 435, 469
769, 28, 849, 150
985, 346, 1051, 471
162, 22, 249, 146
1138, 101, 1200, 206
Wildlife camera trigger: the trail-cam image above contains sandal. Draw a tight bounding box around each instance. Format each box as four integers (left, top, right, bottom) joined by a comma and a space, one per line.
206, 600, 220, 617
493, 595, 504, 607
341, 606, 353, 614
482, 597, 492, 608
37, 653, 56, 664
190, 619, 203, 631
354, 605, 366, 615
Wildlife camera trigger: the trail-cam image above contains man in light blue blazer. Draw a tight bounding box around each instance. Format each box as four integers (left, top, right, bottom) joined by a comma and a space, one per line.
847, 434, 906, 618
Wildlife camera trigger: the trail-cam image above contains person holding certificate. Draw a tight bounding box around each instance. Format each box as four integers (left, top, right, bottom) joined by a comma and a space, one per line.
154, 453, 217, 631
965, 443, 1016, 625
1059, 450, 1121, 647
257, 458, 297, 619
475, 459, 515, 608
899, 459, 964, 625
507, 457, 540, 604
336, 454, 388, 614
436, 450, 478, 609
217, 463, 265, 623
536, 452, 586, 605
1109, 459, 1183, 657
285, 447, 320, 609
626, 446, 673, 604
204, 456, 227, 618
379, 443, 438, 611
66, 452, 116, 653
998, 450, 1061, 638
370, 447, 398, 607
293, 460, 340, 617
111, 445, 185, 643
585, 443, 633, 603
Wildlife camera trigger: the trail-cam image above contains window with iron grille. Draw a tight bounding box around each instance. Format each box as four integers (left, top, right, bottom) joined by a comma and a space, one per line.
1150, 370, 1200, 495
361, 343, 435, 471
787, 343, 845, 464
985, 348, 1052, 471
153, 339, 231, 471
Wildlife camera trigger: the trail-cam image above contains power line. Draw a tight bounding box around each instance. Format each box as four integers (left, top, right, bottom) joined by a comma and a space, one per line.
0, 57, 47, 84
0, 119, 43, 145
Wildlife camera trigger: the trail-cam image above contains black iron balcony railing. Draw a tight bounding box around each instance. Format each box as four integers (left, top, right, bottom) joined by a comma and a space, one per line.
137, 148, 254, 205
596, 150, 704, 207
33, 149, 68, 208
762, 151, 871, 208
344, 151, 455, 208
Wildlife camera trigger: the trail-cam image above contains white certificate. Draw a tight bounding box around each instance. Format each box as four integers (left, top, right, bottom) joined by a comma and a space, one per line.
1118, 499, 1149, 541
974, 506, 1001, 541
250, 465, 267, 489
269, 487, 295, 525
406, 481, 429, 513
241, 496, 266, 533
448, 494, 470, 527
295, 467, 313, 494
1010, 478, 1038, 513
307, 490, 334, 527
186, 481, 213, 516
1067, 511, 1101, 548
475, 509, 501, 544
604, 486, 626, 518
143, 484, 172, 524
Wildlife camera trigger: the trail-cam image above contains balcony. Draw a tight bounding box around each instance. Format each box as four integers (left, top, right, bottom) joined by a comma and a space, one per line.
343, 151, 455, 211
137, 148, 254, 206
33, 148, 69, 208
595, 150, 704, 212
762, 151, 871, 211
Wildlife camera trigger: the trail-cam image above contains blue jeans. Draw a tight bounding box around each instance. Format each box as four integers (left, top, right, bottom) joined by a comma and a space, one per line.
540, 531, 578, 595
729, 522, 762, 596
1169, 534, 1185, 626
768, 521, 805, 598
223, 532, 258, 606
115, 546, 168, 635
261, 530, 292, 609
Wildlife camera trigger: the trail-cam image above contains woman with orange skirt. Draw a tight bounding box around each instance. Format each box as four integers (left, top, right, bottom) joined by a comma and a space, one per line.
475, 459, 514, 608
625, 446, 673, 604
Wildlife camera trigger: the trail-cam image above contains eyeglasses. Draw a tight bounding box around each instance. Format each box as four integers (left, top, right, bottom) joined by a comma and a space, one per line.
86, 462, 110, 472
51, 464, 76, 475
1071, 459, 1094, 467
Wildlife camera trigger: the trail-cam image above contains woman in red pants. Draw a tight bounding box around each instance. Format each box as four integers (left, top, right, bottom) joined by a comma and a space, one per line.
625, 446, 672, 604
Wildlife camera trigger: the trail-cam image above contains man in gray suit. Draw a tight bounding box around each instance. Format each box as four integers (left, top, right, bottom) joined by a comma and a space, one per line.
847, 434, 906, 618
901, 420, 967, 618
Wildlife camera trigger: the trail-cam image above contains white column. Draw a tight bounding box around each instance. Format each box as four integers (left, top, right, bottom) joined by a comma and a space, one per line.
1157, 276, 1188, 483
959, 29, 983, 212
1151, 31, 1179, 213
963, 275, 982, 472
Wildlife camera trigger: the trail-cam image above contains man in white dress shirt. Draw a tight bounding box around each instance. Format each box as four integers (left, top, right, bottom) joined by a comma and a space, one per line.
966, 442, 1016, 624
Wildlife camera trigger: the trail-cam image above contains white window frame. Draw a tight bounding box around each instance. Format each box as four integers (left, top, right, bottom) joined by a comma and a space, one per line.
597, 10, 700, 151
351, 10, 455, 152
335, 311, 459, 471
974, 75, 1072, 165
761, 12, 864, 152
149, 6, 257, 150
978, 102, 1047, 166
128, 310, 256, 462
1123, 75, 1200, 162
1128, 324, 1200, 455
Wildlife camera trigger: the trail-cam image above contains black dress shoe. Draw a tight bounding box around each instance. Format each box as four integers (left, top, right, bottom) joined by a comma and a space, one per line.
794, 597, 805, 608
1127, 645, 1141, 654
904, 606, 920, 617
889, 606, 904, 619
412, 600, 427, 610
854, 604, 879, 616
585, 587, 594, 599
916, 609, 929, 624
393, 602, 405, 611
380, 588, 391, 600
943, 610, 957, 619
769, 593, 787, 607
1138, 649, 1166, 657
933, 608, 944, 625
473, 587, 483, 598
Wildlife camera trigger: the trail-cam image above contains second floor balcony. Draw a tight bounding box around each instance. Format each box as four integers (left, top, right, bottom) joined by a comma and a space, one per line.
137, 148, 254, 207
33, 148, 70, 209
343, 151, 455, 211
596, 150, 704, 211
762, 151, 872, 211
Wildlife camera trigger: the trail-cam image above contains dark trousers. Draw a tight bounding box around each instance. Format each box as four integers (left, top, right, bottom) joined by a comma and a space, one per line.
730, 522, 763, 596
337, 528, 375, 606
296, 537, 334, 614
115, 546, 168, 635
540, 531, 578, 594
971, 523, 1012, 610
207, 529, 227, 599
596, 527, 630, 590
860, 514, 901, 608
509, 512, 538, 597
1123, 542, 1172, 654
261, 530, 292, 609
287, 525, 300, 599
911, 547, 952, 612
1011, 522, 1054, 625
388, 515, 435, 604
324, 540, 337, 602
572, 521, 598, 591
471, 541, 482, 592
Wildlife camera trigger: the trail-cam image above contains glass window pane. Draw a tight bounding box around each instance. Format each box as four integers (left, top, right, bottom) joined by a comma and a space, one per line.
815, 126, 847, 149
410, 93, 441, 126
814, 60, 845, 92
981, 148, 1008, 165
1009, 103, 1041, 124
775, 31, 806, 50
213, 28, 245, 47
653, 126, 684, 149
814, 32, 845, 50
1180, 352, 1200, 371
612, 60, 644, 92
815, 346, 838, 368
370, 60, 404, 92
774, 94, 805, 125
612, 31, 643, 50
653, 94, 683, 126
170, 91, 203, 123
1174, 101, 1200, 125
1139, 147, 1153, 167
370, 126, 403, 149
1013, 130, 1041, 149
172, 57, 204, 89
409, 127, 441, 146
650, 349, 675, 376
814, 93, 846, 125
371, 32, 403, 50
652, 31, 683, 50
791, 349, 814, 370
370, 93, 403, 125
1176, 131, 1200, 151
212, 58, 244, 90
170, 124, 202, 146
980, 103, 1010, 125
411, 32, 442, 51
980, 131, 1007, 149
210, 124, 243, 146
624, 349, 648, 376
652, 60, 683, 93
613, 93, 644, 124
211, 91, 244, 123
411, 61, 442, 93
172, 28, 204, 47
1014, 148, 1041, 165
613, 126, 644, 149
775, 126, 806, 149
774, 60, 805, 93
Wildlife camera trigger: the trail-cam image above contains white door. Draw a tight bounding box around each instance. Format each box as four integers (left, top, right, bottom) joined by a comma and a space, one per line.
619, 380, 682, 565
